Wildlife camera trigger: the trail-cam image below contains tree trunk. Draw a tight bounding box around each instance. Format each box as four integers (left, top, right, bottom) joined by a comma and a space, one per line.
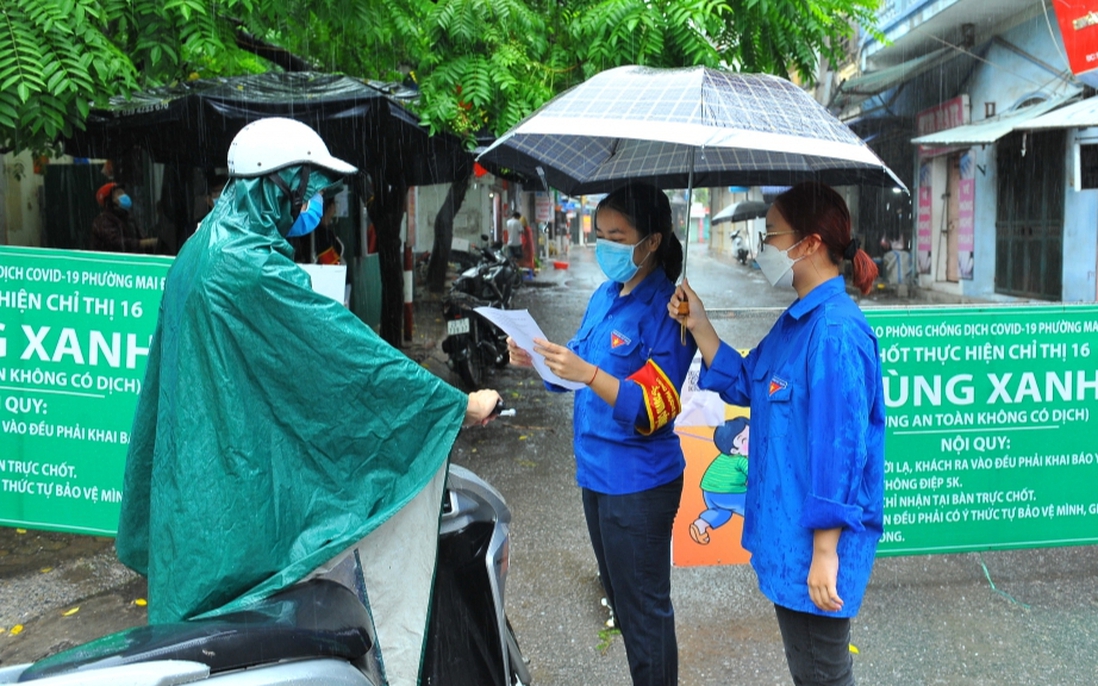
370, 179, 409, 347
426, 162, 474, 293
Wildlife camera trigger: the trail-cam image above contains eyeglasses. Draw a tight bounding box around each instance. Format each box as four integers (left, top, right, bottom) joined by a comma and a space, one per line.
759, 230, 797, 251
761, 230, 797, 243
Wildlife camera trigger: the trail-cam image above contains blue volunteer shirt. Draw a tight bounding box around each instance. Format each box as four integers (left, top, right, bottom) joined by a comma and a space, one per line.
699, 276, 885, 617
558, 269, 697, 495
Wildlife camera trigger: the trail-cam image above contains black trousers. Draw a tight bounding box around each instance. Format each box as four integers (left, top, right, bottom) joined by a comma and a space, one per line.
582, 477, 683, 686
774, 604, 855, 686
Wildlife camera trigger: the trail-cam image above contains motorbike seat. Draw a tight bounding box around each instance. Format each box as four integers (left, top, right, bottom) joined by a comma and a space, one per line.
17, 579, 375, 682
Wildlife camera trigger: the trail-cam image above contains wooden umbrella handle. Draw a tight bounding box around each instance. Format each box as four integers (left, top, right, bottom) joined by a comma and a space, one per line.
677, 301, 689, 345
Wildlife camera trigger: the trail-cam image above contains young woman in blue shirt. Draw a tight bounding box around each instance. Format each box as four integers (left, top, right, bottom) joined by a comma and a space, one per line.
509, 183, 697, 686
669, 182, 885, 686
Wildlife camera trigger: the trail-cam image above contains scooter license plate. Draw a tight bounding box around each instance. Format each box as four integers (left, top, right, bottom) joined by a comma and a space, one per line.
447, 318, 470, 335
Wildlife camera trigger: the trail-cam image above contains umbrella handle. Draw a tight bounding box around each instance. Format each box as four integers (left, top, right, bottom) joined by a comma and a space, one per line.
677, 301, 689, 345
681, 148, 695, 347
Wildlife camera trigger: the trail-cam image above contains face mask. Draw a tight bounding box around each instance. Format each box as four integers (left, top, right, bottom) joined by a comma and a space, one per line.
286, 193, 324, 238
117, 194, 133, 211
596, 238, 650, 283
756, 238, 804, 289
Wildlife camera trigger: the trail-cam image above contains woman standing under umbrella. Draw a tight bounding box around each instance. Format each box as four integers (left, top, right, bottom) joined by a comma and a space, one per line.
669, 182, 885, 686
509, 183, 696, 686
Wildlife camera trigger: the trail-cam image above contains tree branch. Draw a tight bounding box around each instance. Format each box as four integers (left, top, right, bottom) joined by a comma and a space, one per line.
231, 23, 316, 72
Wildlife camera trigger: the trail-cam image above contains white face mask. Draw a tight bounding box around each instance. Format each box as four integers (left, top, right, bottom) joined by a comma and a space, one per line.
756, 238, 804, 289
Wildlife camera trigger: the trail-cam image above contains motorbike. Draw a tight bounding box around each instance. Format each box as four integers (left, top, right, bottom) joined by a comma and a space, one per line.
442, 235, 520, 389
730, 228, 750, 265
0, 464, 531, 686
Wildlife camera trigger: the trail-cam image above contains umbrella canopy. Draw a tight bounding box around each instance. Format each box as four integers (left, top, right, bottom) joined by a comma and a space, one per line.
711, 200, 770, 224
477, 65, 904, 195
64, 72, 469, 187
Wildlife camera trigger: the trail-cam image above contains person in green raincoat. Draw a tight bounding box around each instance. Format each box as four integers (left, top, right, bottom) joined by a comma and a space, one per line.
116, 117, 501, 624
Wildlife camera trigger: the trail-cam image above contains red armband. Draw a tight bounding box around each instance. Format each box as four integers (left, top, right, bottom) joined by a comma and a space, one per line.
626, 359, 682, 435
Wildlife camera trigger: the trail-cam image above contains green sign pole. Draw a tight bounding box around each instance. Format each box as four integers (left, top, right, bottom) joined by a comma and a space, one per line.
0, 246, 171, 535
869, 305, 1098, 556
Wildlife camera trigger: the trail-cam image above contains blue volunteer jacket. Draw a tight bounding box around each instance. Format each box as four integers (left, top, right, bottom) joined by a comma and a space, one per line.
557, 269, 697, 495
699, 276, 885, 617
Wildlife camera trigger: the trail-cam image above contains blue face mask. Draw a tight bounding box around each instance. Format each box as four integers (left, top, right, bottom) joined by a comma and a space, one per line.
595, 238, 649, 283
286, 193, 324, 238
117, 194, 133, 211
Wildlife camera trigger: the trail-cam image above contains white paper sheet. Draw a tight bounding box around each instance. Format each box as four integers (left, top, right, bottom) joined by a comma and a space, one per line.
473, 307, 585, 390
675, 351, 727, 427
299, 263, 348, 305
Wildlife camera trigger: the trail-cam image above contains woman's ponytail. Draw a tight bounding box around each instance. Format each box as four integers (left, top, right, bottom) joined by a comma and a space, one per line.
850, 248, 878, 295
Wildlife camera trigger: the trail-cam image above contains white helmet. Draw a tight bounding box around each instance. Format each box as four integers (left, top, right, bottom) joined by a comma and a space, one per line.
227, 117, 358, 177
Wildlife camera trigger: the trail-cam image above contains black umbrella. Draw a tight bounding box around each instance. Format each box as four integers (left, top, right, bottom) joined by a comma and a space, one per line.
477, 65, 904, 195
711, 200, 770, 224
478, 65, 904, 277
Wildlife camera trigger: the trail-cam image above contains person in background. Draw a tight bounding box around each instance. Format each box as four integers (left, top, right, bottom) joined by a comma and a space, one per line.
182, 173, 230, 246
876, 234, 913, 288
510, 182, 695, 686
91, 182, 158, 253
669, 181, 885, 686
315, 195, 345, 265
881, 235, 905, 252
506, 210, 523, 261
205, 174, 228, 215
520, 214, 537, 270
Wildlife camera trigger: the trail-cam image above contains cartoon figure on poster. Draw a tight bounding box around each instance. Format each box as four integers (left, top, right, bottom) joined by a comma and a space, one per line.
689, 417, 749, 545
673, 352, 752, 567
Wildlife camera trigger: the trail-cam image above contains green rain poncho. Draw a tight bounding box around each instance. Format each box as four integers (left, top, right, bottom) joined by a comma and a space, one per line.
116, 168, 467, 624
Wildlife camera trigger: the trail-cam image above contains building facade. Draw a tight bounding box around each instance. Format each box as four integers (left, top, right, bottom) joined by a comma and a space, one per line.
831, 0, 1098, 302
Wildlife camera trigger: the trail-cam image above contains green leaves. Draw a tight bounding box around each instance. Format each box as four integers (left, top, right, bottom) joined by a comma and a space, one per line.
1, 0, 132, 151
714, 0, 875, 84
2, 0, 879, 154
237, 0, 878, 140
0, 0, 260, 153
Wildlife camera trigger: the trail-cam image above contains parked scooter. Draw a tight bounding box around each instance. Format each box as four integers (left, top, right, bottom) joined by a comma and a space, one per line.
0, 464, 531, 686
442, 235, 520, 389
730, 228, 750, 265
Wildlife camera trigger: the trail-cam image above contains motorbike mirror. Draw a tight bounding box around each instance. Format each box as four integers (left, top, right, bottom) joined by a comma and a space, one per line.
481, 233, 490, 242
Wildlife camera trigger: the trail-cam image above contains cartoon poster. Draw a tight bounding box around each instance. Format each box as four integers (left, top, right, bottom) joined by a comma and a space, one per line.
673, 352, 751, 566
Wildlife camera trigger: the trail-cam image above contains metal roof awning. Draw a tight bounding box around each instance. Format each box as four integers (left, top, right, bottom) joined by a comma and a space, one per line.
911, 93, 1079, 146
837, 47, 956, 98
1018, 96, 1098, 130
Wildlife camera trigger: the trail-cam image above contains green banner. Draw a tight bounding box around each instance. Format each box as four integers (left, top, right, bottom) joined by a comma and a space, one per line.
0, 246, 171, 535
869, 305, 1098, 556
4, 248, 1098, 555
